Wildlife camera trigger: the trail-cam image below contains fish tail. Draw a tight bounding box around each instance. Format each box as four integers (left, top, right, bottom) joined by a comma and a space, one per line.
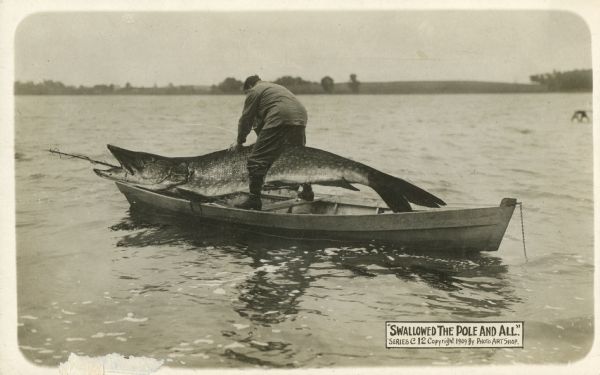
368, 170, 446, 212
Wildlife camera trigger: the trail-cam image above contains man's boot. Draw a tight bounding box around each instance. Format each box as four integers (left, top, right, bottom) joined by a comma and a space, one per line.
297, 184, 314, 201
234, 175, 263, 210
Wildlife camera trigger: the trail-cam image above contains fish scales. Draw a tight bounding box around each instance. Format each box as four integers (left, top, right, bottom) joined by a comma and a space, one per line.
94, 144, 446, 212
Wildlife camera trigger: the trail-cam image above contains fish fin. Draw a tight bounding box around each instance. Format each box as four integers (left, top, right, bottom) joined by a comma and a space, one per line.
314, 179, 360, 191
368, 171, 446, 212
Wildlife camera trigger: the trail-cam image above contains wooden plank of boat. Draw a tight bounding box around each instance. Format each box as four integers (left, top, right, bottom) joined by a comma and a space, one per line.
262, 197, 323, 212
114, 181, 516, 252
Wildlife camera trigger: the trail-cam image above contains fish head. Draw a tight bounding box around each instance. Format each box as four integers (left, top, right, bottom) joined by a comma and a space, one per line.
94, 144, 189, 189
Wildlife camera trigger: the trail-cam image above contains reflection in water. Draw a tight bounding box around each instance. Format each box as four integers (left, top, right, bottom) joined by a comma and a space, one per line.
232, 245, 316, 325
110, 206, 521, 366
114, 207, 521, 318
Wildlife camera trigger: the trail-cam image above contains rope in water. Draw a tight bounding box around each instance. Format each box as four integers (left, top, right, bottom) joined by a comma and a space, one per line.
517, 202, 528, 261
47, 148, 120, 168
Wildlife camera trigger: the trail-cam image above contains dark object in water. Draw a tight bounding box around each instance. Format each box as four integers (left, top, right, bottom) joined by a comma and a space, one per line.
571, 110, 590, 123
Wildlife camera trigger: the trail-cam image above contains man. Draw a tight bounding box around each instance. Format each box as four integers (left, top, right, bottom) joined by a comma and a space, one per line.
229, 75, 313, 210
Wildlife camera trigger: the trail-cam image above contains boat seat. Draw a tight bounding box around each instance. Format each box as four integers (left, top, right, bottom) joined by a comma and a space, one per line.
262, 197, 323, 212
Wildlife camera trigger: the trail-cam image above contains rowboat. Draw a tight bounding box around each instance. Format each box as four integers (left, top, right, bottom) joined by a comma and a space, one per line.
113, 181, 517, 253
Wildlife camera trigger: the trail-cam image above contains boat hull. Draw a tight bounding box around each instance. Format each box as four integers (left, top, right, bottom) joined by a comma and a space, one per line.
114, 182, 516, 252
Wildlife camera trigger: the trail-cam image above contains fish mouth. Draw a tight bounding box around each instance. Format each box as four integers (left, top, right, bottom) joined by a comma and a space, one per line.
93, 166, 125, 180
93, 144, 136, 180
93, 168, 106, 177
106, 144, 138, 174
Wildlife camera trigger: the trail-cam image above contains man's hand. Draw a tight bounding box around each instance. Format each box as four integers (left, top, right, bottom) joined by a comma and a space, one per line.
228, 142, 242, 152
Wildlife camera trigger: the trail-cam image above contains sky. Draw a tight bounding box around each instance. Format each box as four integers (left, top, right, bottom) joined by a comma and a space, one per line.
14, 10, 592, 87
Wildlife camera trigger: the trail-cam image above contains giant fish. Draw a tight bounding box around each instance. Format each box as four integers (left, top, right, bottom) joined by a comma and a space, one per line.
93, 144, 445, 212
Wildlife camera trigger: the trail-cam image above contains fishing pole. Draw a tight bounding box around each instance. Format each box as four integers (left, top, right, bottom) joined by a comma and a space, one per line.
47, 148, 120, 168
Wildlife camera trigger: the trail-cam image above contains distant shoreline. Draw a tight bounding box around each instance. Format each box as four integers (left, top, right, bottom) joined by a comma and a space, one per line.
14, 80, 592, 96
14, 92, 591, 96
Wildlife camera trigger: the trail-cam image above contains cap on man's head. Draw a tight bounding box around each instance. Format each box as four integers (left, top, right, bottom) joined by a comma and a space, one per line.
243, 75, 261, 91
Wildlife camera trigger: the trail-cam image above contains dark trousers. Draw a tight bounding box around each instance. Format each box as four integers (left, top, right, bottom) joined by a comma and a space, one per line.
247, 125, 306, 177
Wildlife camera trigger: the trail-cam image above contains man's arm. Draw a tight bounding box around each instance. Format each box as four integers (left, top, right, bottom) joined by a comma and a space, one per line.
237, 91, 260, 144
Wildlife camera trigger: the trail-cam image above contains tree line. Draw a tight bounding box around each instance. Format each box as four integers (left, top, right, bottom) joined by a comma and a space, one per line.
192, 74, 361, 94
529, 69, 592, 91
14, 69, 592, 95
13, 80, 211, 95
14, 74, 362, 95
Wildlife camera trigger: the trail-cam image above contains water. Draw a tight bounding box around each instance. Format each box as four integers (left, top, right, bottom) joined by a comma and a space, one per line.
15, 94, 593, 368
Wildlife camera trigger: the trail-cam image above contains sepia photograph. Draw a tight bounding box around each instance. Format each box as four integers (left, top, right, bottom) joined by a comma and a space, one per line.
1, 1, 598, 374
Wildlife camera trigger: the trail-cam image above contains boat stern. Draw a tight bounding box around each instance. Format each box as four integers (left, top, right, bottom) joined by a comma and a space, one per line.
485, 198, 518, 251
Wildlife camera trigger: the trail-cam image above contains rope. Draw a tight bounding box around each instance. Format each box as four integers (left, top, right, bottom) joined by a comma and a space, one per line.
517, 202, 528, 261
